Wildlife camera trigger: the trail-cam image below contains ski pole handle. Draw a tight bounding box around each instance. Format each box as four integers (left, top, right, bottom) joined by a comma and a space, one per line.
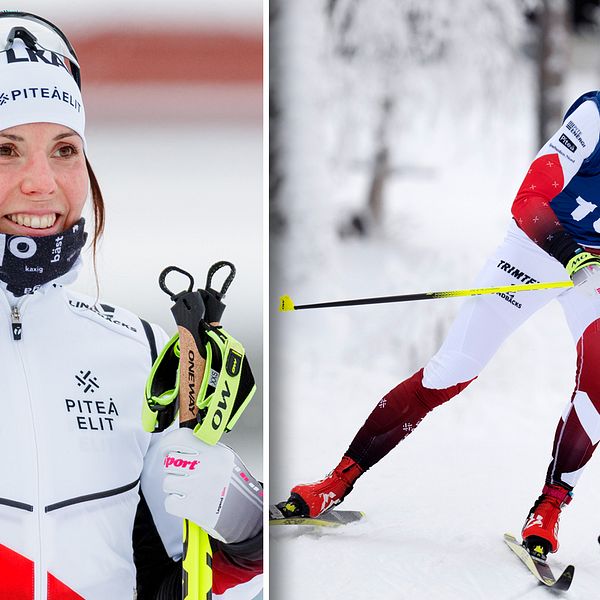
177, 261, 235, 427
175, 304, 216, 599
159, 263, 233, 428
177, 318, 219, 428
159, 263, 235, 600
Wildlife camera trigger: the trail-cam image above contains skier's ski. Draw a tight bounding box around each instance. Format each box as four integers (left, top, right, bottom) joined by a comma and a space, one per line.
269, 504, 364, 527
504, 533, 574, 591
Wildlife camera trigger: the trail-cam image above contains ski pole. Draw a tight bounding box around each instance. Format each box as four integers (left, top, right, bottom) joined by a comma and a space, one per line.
279, 280, 573, 312
159, 262, 236, 600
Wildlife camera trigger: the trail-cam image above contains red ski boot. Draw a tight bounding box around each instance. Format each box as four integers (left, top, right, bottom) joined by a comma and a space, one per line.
280, 456, 364, 518
522, 483, 572, 560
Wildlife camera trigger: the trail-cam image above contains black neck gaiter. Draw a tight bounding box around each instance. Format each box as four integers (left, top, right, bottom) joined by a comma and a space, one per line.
0, 218, 88, 297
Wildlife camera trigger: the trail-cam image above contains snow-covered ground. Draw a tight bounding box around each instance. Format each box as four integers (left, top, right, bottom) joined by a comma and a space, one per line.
270, 5, 600, 598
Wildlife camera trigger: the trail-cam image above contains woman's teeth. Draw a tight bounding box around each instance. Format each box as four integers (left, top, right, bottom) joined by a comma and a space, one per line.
7, 214, 57, 229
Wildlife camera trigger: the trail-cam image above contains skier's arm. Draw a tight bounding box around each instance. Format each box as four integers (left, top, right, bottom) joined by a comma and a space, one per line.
511, 99, 600, 267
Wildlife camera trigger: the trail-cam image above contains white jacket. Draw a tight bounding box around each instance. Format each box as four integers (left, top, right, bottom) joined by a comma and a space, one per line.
0, 276, 262, 599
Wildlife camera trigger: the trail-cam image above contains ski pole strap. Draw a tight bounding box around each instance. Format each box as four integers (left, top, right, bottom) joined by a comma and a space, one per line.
200, 261, 236, 324
159, 262, 235, 326
142, 333, 180, 433
193, 327, 256, 445
142, 326, 256, 444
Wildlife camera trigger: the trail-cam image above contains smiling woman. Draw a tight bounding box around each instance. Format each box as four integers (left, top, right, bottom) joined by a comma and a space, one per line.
0, 11, 262, 600
0, 124, 89, 296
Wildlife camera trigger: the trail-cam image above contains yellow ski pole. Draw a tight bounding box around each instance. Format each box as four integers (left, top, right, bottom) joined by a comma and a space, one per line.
160, 262, 237, 599
279, 281, 573, 312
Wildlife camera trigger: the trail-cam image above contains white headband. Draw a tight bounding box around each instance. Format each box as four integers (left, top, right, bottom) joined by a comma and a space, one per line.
0, 38, 85, 145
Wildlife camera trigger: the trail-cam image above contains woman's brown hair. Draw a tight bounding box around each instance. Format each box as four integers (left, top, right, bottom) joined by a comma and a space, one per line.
86, 157, 105, 285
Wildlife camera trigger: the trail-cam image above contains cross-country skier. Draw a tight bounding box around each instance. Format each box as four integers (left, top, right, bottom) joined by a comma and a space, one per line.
282, 90, 600, 561
0, 12, 262, 599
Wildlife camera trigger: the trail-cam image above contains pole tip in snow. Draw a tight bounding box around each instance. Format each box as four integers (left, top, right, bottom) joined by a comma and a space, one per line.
279, 295, 295, 312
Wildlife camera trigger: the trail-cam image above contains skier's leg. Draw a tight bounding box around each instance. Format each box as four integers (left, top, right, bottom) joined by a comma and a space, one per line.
546, 319, 600, 488
284, 224, 566, 517
522, 290, 600, 557
345, 222, 567, 471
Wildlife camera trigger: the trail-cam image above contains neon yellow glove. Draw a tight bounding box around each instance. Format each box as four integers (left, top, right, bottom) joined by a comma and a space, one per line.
566, 251, 600, 297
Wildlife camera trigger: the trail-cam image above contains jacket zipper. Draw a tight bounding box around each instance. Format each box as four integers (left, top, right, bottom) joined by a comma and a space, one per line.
9, 293, 31, 341
7, 295, 43, 598
11, 305, 22, 340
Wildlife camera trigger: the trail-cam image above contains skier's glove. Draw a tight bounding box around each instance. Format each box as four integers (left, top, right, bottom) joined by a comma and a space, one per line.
566, 251, 600, 297
159, 428, 262, 544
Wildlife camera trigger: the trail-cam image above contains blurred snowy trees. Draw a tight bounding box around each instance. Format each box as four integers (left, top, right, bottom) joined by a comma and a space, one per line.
270, 1, 285, 235
538, 1, 569, 144
526, 0, 570, 146
270, 0, 531, 242
324, 0, 528, 236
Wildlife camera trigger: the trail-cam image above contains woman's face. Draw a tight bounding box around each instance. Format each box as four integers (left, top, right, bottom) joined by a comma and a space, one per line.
0, 122, 88, 237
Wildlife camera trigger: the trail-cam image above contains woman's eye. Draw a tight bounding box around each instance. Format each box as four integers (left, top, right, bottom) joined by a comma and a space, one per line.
0, 144, 17, 157
54, 145, 78, 158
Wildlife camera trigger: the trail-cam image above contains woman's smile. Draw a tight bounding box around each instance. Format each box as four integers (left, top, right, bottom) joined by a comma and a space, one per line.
6, 212, 58, 231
